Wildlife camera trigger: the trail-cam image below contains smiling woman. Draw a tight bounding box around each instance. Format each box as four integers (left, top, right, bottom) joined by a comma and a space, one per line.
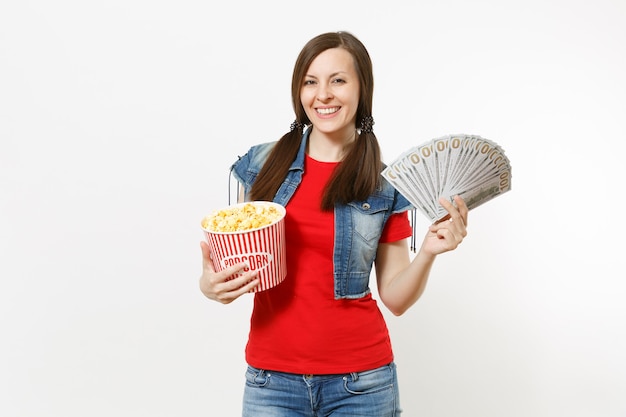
198, 30, 469, 417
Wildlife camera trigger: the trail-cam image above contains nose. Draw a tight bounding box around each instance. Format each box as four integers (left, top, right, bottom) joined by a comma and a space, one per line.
316, 84, 333, 101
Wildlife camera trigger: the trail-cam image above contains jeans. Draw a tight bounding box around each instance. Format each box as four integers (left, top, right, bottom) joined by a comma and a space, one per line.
242, 362, 402, 416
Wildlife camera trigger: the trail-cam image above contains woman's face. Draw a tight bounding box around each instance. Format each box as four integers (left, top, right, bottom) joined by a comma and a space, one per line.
300, 47, 360, 138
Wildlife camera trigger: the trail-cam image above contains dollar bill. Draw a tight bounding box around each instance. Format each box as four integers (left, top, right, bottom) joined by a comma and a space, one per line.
382, 134, 512, 222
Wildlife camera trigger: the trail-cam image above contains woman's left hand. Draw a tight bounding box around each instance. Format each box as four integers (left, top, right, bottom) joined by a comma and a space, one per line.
421, 195, 468, 256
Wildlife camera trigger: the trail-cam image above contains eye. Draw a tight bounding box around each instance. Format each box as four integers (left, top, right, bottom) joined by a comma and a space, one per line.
303, 79, 316, 86
331, 77, 346, 84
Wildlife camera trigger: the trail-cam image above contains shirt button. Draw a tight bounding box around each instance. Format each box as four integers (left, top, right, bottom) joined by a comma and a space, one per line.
362, 202, 370, 210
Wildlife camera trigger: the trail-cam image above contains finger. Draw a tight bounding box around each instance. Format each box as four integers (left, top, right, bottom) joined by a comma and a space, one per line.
453, 195, 469, 227
438, 197, 456, 214
433, 197, 455, 227
438, 196, 465, 227
215, 272, 260, 303
223, 272, 260, 293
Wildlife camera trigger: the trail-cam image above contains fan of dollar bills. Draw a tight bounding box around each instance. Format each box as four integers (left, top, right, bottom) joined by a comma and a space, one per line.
382, 134, 512, 223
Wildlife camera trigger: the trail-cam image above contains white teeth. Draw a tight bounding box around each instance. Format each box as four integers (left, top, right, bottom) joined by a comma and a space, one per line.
317, 107, 339, 115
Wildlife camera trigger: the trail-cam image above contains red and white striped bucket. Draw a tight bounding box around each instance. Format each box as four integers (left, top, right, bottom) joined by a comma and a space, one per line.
201, 202, 287, 292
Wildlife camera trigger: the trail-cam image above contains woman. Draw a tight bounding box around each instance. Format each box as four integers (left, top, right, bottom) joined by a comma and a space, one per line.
199, 31, 468, 416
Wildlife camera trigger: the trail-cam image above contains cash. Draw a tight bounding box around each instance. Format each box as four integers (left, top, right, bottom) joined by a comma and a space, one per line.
382, 134, 512, 223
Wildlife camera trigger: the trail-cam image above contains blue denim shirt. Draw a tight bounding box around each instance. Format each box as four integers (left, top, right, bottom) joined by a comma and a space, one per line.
230, 128, 413, 299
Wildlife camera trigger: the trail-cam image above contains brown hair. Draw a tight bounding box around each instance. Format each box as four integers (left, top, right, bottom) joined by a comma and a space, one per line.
249, 31, 381, 210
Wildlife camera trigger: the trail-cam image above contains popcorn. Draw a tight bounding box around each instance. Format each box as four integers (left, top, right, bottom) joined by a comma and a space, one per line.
201, 202, 283, 233
201, 201, 287, 292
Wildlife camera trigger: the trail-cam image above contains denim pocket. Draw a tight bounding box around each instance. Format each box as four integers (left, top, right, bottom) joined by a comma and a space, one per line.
343, 363, 395, 395
349, 200, 387, 242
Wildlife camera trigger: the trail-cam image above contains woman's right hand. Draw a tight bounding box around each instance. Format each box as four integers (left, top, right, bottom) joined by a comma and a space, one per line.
199, 241, 260, 304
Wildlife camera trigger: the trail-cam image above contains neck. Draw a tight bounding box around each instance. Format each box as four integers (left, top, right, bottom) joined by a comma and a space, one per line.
307, 128, 356, 162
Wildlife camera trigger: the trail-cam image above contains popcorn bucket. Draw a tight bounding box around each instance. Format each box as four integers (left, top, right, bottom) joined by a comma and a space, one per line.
201, 201, 287, 292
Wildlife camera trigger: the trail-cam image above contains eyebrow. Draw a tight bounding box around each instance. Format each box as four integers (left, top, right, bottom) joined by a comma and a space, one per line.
305, 71, 349, 79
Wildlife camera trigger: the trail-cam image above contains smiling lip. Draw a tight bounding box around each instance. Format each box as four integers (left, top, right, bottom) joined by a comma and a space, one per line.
316, 107, 340, 115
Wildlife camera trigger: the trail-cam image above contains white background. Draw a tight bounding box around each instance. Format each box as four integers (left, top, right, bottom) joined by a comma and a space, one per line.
2, 0, 625, 416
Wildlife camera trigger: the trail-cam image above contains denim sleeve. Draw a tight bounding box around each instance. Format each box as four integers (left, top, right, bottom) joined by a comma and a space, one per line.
229, 141, 277, 191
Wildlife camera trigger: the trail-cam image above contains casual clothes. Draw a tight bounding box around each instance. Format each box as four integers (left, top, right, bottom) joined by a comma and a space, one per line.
245, 154, 412, 374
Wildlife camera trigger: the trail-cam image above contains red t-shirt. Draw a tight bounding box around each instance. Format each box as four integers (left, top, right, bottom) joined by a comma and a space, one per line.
245, 154, 412, 374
